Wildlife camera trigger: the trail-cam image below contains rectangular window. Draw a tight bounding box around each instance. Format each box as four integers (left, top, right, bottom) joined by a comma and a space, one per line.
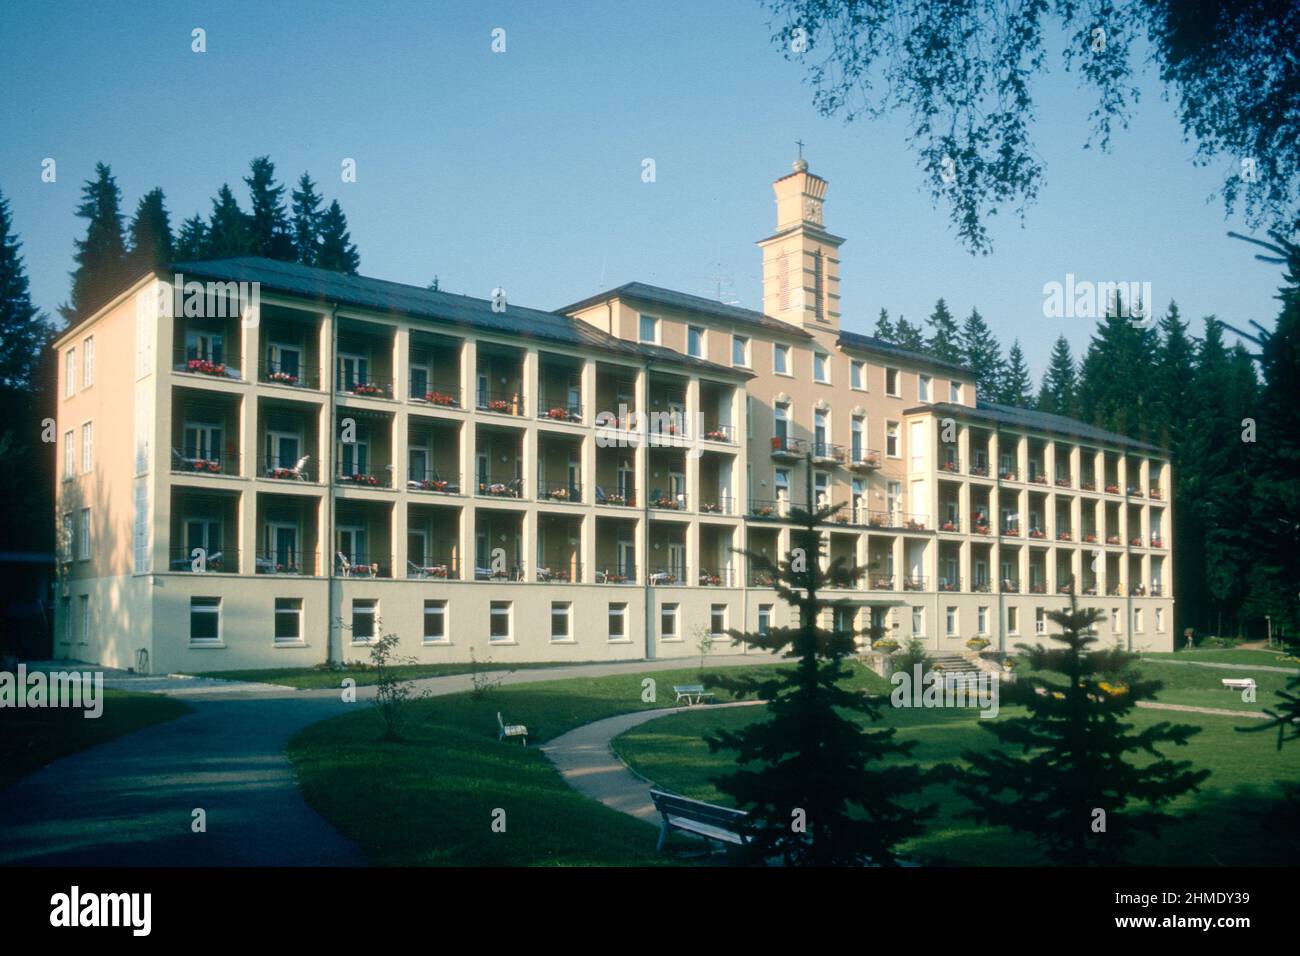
850, 360, 864, 390
731, 335, 749, 368
813, 352, 829, 383
65, 349, 76, 398
551, 602, 571, 641
639, 314, 658, 344
490, 601, 512, 641
773, 343, 789, 375
78, 508, 91, 561
758, 604, 772, 637
946, 606, 957, 636
687, 326, 704, 358
423, 600, 447, 643
83, 336, 95, 387
352, 599, 378, 642
190, 597, 221, 644
1155, 608, 1165, 632
608, 603, 627, 640
79, 594, 91, 641
63, 431, 75, 479
949, 381, 961, 403
1134, 609, 1143, 633
60, 513, 73, 561
885, 367, 900, 397
710, 604, 727, 637
977, 606, 988, 634
1111, 607, 1122, 633
1035, 607, 1046, 634
62, 597, 73, 644
919, 374, 932, 402
1008, 606, 1019, 634
660, 602, 679, 639
275, 598, 303, 643
886, 422, 900, 458
81, 422, 93, 473
911, 606, 925, 635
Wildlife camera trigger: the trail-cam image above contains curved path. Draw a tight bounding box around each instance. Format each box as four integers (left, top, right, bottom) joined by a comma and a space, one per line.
0, 655, 770, 866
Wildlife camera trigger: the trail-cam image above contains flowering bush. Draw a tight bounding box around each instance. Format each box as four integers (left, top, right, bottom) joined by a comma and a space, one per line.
1105, 483, 1120, 494
752, 504, 775, 517
705, 429, 731, 442
701, 502, 722, 513
342, 472, 379, 485
1083, 533, 1097, 542
187, 358, 227, 377
905, 518, 926, 530
966, 637, 990, 650
969, 463, 988, 476
999, 470, 1017, 480
1003, 527, 1020, 536
604, 493, 627, 506
1106, 534, 1121, 544
269, 466, 295, 479
425, 391, 457, 407
1028, 529, 1046, 539
351, 382, 386, 397
872, 638, 899, 652
655, 496, 678, 509
268, 370, 298, 385
187, 458, 222, 473
487, 398, 512, 412
941, 460, 959, 472
941, 520, 957, 531
699, 572, 722, 586
975, 524, 990, 535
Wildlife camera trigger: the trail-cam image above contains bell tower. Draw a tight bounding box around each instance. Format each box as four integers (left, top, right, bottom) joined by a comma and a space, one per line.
757, 150, 844, 330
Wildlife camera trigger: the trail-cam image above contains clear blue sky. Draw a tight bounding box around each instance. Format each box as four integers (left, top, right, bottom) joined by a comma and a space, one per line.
0, 0, 1282, 377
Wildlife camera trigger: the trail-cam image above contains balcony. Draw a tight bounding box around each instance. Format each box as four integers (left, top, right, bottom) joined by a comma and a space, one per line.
407, 470, 462, 495
999, 466, 1019, 481
595, 486, 635, 507
1106, 534, 1122, 545
869, 573, 895, 591
1127, 485, 1145, 498
537, 563, 581, 583
406, 555, 457, 579
1130, 536, 1144, 547
651, 491, 688, 511
337, 467, 393, 488
339, 378, 394, 399
261, 359, 318, 390
1001, 524, 1020, 537
972, 580, 993, 593
538, 398, 583, 424
848, 448, 881, 472
938, 517, 961, 533
173, 348, 241, 381
701, 424, 736, 444
770, 435, 806, 460
902, 514, 928, 531
1151, 536, 1165, 548
477, 389, 525, 417
938, 456, 962, 475
1028, 581, 1047, 594
749, 499, 792, 520
1080, 478, 1097, 492
539, 481, 582, 504
1001, 578, 1020, 593
474, 563, 526, 582
410, 383, 462, 409
968, 458, 990, 478
256, 551, 318, 575
259, 455, 315, 482
937, 577, 961, 593
1150, 583, 1164, 596
902, 575, 927, 591
596, 565, 637, 585
168, 547, 239, 573
1056, 529, 1073, 542
1028, 469, 1048, 486
1130, 583, 1150, 596
698, 568, 734, 587
811, 441, 845, 465
1055, 476, 1072, 489
477, 475, 524, 499
1150, 486, 1164, 500
1027, 528, 1047, 540
172, 449, 240, 477
699, 496, 734, 516
336, 553, 392, 578
1104, 483, 1121, 495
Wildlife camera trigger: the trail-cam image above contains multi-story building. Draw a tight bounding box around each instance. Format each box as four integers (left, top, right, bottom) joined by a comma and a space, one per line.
52, 159, 1173, 672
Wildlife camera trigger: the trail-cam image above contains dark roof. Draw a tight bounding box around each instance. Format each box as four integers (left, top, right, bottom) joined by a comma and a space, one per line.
836, 329, 972, 376
559, 281, 812, 339
165, 258, 747, 377
906, 400, 1165, 454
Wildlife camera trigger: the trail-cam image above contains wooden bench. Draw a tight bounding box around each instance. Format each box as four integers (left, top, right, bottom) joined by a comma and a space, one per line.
673, 684, 715, 706
650, 789, 750, 853
497, 712, 528, 746
1222, 678, 1257, 692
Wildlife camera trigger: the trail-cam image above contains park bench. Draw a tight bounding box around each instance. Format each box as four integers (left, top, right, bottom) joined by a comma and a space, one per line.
650, 789, 751, 853
497, 712, 528, 746
1222, 677, 1257, 692
673, 684, 715, 706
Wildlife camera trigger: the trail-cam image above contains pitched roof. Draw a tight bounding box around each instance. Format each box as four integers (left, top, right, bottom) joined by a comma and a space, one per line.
559, 281, 812, 338
906, 400, 1165, 454
165, 258, 747, 377
836, 329, 972, 376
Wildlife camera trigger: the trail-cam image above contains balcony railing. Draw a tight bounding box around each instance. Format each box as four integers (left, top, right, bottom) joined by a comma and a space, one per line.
938, 516, 961, 532
1130, 583, 1150, 596
1127, 486, 1145, 498
1028, 581, 1047, 594
477, 476, 524, 498
648, 568, 686, 586
255, 550, 317, 575
749, 498, 789, 519
811, 441, 845, 464
1107, 584, 1124, 596
869, 573, 895, 590
407, 555, 457, 579
901, 514, 928, 531
1001, 578, 1020, 593
337, 467, 393, 488
972, 580, 992, 593
168, 547, 238, 573
1104, 483, 1121, 494
260, 455, 315, 482
477, 389, 525, 416
410, 383, 462, 408
938, 456, 962, 475
1080, 479, 1097, 491
770, 435, 806, 458
261, 360, 318, 389
902, 575, 928, 591
650, 492, 688, 511
1056, 529, 1073, 541
336, 554, 392, 577
406, 470, 462, 494
1055, 476, 1072, 489
848, 448, 882, 471
1151, 536, 1165, 548
1150, 583, 1164, 596
338, 378, 394, 399
1001, 524, 1020, 537
968, 458, 990, 477
1027, 528, 1047, 540
1130, 536, 1144, 547
1106, 535, 1122, 545
539, 481, 582, 504
596, 565, 637, 585
1029, 468, 1048, 485
1081, 583, 1099, 596
699, 496, 734, 515
937, 577, 961, 592
749, 570, 775, 587
999, 466, 1019, 481
536, 563, 581, 583
1149, 487, 1164, 500
172, 449, 240, 477
538, 400, 583, 424
595, 486, 635, 507
701, 424, 736, 444
474, 563, 525, 581
698, 568, 733, 587
971, 518, 993, 536
173, 348, 241, 380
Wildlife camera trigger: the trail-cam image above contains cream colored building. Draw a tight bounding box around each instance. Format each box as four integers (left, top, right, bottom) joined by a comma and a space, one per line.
51, 160, 1174, 673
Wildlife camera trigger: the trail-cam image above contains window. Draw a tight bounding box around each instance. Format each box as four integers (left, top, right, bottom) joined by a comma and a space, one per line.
1111, 607, 1122, 633
639, 314, 658, 344
885, 367, 900, 396
710, 604, 727, 637
886, 422, 900, 458
814, 472, 829, 509
774, 402, 790, 441
551, 602, 572, 641
660, 602, 679, 639
919, 374, 932, 402
62, 597, 73, 644
60, 513, 73, 561
813, 352, 829, 383
773, 343, 790, 375
977, 606, 988, 634
608, 603, 627, 640
1007, 607, 1019, 633
352, 599, 378, 642
687, 326, 704, 358
850, 360, 865, 390
732, 334, 750, 367
851, 416, 864, 460
275, 598, 303, 643
1035, 607, 1046, 634
1155, 608, 1165, 632
78, 508, 91, 561
82, 336, 95, 387
79, 594, 91, 641
190, 597, 221, 644
424, 600, 447, 643
946, 606, 958, 636
64, 349, 76, 398
774, 469, 790, 506
80, 422, 93, 473
1134, 609, 1143, 633
63, 431, 75, 479
911, 606, 925, 636
758, 604, 772, 637
490, 601, 512, 641
949, 381, 961, 403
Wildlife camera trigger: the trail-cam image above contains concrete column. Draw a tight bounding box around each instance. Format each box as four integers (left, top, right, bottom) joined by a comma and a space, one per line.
581, 511, 596, 584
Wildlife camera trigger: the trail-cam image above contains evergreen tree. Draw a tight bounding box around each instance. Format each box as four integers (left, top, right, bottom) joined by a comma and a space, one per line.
174, 215, 209, 261
244, 156, 295, 260
125, 187, 173, 277
65, 162, 128, 322
706, 491, 936, 865
998, 340, 1033, 406
317, 200, 360, 275
1151, 302, 1195, 448
0, 190, 49, 390
956, 595, 1210, 865
892, 314, 926, 352
1076, 293, 1159, 440
206, 184, 252, 258
291, 172, 325, 266
925, 297, 963, 364
960, 307, 1004, 401
1035, 335, 1077, 415
872, 307, 895, 342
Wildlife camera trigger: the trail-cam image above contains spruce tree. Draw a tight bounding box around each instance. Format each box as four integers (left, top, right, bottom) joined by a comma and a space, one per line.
872, 307, 895, 342
65, 162, 128, 322
1151, 302, 1195, 447
206, 184, 252, 258
125, 187, 173, 278
174, 215, 209, 261
998, 340, 1033, 406
892, 314, 926, 351
0, 190, 48, 389
1035, 335, 1077, 415
925, 297, 963, 364
706, 491, 936, 865
956, 595, 1210, 865
244, 156, 295, 260
1076, 294, 1159, 440
960, 307, 1004, 401
291, 172, 325, 266
317, 200, 360, 275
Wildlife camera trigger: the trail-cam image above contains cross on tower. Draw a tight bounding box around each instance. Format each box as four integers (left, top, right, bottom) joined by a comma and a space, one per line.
795, 139, 805, 160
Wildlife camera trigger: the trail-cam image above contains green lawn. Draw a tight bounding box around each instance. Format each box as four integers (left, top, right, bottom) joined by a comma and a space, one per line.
192, 659, 586, 689
1142, 648, 1300, 667
614, 702, 1298, 866
0, 689, 190, 791
288, 660, 872, 865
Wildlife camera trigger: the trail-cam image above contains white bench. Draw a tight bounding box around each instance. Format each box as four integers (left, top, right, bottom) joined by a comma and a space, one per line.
497, 712, 528, 746
673, 684, 715, 706
1222, 678, 1257, 692
650, 789, 750, 853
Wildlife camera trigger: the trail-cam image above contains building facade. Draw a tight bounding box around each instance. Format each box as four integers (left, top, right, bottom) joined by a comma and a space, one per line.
52, 161, 1174, 673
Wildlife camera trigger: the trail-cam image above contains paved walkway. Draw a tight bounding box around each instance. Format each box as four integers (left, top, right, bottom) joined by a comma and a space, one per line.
1139, 658, 1298, 675
0, 655, 772, 866
1134, 700, 1271, 719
